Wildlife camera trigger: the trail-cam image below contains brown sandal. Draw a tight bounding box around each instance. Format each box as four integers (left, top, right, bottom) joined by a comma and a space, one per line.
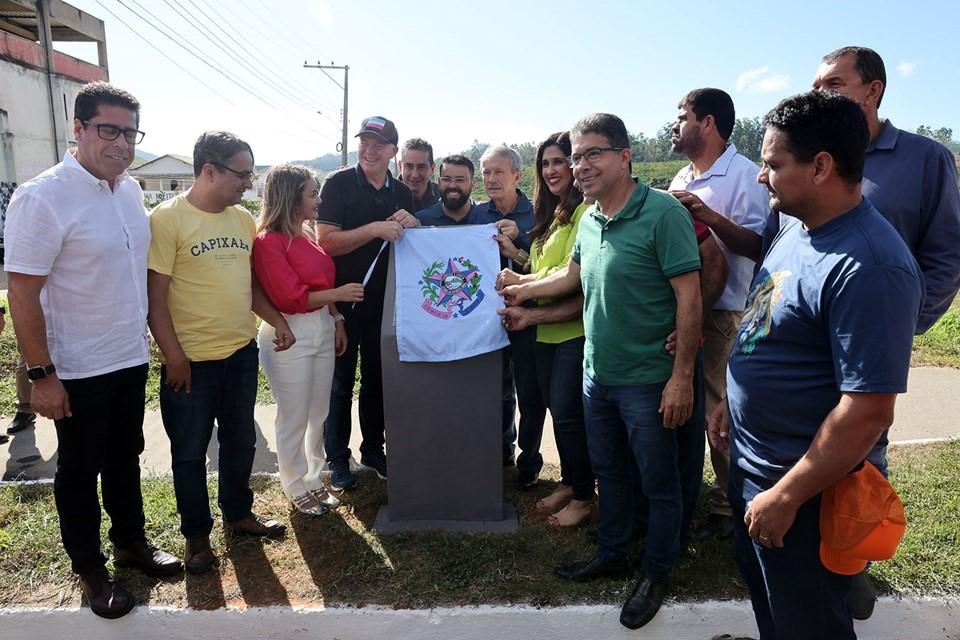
547, 497, 596, 528
536, 484, 574, 514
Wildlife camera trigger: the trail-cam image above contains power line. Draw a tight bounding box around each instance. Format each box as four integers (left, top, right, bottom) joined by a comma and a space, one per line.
111, 0, 339, 143
162, 0, 318, 114
93, 0, 237, 106
234, 0, 347, 101
187, 0, 341, 116
115, 0, 279, 109
96, 0, 338, 152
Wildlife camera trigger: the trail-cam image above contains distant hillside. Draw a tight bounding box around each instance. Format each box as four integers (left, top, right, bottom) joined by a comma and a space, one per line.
296, 151, 358, 172
130, 150, 159, 169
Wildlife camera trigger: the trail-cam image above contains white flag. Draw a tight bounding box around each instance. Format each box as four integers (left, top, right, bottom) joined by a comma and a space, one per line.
394, 224, 509, 362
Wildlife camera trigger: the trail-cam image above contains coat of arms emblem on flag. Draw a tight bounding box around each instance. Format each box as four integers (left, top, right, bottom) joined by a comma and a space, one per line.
394, 224, 509, 362
419, 257, 486, 319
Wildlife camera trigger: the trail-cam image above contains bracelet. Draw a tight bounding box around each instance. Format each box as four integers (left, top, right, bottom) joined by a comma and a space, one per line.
515, 250, 530, 270
333, 313, 345, 323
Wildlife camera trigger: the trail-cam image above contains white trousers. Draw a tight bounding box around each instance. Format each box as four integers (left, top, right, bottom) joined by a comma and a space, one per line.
258, 310, 336, 499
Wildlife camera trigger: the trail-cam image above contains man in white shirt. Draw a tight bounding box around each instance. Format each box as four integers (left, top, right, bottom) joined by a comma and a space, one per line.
4, 82, 181, 620
667, 88, 770, 542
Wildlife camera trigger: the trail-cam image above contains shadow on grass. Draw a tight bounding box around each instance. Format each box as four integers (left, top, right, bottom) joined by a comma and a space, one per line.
225, 532, 290, 607
2, 426, 56, 482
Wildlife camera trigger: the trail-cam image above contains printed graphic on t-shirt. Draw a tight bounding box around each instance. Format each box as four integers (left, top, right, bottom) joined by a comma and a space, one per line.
737, 269, 792, 354
189, 236, 251, 261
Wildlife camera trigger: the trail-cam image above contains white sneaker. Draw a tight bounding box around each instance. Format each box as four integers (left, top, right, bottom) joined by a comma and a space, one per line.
291, 493, 328, 517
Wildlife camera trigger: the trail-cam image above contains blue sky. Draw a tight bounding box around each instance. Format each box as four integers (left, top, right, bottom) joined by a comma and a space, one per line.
56, 0, 959, 164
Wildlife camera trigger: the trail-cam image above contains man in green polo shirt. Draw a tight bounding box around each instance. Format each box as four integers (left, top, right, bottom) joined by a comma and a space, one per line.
502, 113, 702, 630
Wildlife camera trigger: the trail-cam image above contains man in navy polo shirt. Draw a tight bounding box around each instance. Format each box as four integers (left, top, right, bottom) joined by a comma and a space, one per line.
812, 46, 960, 334
472, 145, 545, 489
415, 155, 478, 226
711, 91, 922, 640
316, 116, 418, 490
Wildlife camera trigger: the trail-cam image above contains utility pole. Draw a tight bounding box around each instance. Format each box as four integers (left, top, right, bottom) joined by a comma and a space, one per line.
303, 62, 349, 167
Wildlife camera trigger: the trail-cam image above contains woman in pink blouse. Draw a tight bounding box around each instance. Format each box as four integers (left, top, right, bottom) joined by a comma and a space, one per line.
253, 164, 363, 516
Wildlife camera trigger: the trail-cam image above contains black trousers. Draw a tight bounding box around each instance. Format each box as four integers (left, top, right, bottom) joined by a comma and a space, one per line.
54, 364, 148, 575
325, 294, 386, 466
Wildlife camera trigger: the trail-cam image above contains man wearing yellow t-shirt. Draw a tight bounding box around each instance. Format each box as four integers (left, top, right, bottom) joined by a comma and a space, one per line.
147, 131, 294, 574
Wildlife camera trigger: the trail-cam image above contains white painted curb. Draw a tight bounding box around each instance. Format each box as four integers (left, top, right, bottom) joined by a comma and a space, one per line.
0, 597, 956, 640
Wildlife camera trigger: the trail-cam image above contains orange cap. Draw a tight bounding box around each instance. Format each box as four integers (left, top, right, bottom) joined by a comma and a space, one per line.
819, 460, 907, 576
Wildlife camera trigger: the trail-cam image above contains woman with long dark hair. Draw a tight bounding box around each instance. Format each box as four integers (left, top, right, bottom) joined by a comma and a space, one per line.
253, 164, 364, 516
499, 132, 595, 527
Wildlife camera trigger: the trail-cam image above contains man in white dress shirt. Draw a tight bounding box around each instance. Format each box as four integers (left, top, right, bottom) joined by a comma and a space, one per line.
4, 82, 181, 620
667, 88, 770, 542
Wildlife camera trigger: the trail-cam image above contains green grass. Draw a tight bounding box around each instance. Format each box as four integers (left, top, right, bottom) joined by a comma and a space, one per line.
912, 300, 960, 367
0, 296, 359, 412
0, 441, 957, 609
2, 292, 956, 417
633, 160, 688, 190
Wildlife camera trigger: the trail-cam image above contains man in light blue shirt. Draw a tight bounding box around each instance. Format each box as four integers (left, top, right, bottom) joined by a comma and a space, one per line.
668, 88, 770, 542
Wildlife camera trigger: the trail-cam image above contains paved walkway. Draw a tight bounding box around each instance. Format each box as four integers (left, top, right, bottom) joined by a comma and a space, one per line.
1, 367, 958, 482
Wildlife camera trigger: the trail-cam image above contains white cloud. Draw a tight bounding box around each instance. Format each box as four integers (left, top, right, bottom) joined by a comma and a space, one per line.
896, 61, 918, 78
736, 66, 791, 94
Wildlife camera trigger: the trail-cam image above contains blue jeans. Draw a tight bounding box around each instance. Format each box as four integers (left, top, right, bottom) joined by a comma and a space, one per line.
634, 349, 705, 543
583, 373, 682, 580
502, 324, 546, 478
535, 337, 593, 500
160, 341, 258, 538
324, 299, 385, 467
729, 462, 855, 640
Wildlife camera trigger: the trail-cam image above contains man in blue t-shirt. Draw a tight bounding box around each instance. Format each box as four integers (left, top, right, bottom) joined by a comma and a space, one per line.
710, 92, 922, 640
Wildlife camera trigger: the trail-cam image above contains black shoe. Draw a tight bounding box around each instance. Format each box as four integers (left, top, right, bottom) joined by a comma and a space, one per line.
555, 553, 633, 582
359, 455, 387, 480
7, 412, 36, 435
515, 473, 538, 491
330, 461, 358, 491
78, 566, 135, 619
620, 575, 668, 629
113, 540, 183, 578
184, 536, 219, 574
584, 525, 646, 545
226, 513, 287, 539
694, 513, 734, 542
848, 570, 877, 620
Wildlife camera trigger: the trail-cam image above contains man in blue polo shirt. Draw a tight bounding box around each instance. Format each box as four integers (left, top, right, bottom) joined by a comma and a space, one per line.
472, 145, 545, 489
710, 91, 922, 640
414, 155, 478, 226
812, 46, 959, 334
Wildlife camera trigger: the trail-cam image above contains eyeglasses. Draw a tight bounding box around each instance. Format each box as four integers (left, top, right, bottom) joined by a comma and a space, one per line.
566, 147, 627, 168
211, 162, 257, 181
439, 176, 471, 186
82, 121, 145, 144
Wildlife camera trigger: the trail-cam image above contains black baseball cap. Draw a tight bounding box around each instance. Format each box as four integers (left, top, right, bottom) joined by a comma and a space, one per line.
354, 116, 399, 146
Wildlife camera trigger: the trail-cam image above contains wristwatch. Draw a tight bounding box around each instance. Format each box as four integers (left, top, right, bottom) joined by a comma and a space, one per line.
332, 313, 345, 323
27, 364, 56, 381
